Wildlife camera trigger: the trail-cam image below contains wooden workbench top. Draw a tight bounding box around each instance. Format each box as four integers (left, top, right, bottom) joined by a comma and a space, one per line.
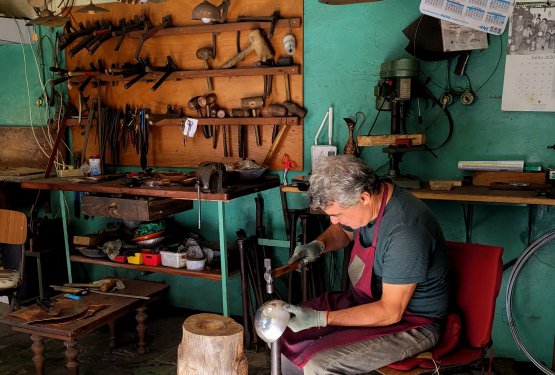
410, 185, 555, 206
282, 183, 555, 206
20, 175, 280, 202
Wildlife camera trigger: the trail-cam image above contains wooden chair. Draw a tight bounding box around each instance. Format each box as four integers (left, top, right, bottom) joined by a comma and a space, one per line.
378, 241, 504, 375
0, 209, 28, 312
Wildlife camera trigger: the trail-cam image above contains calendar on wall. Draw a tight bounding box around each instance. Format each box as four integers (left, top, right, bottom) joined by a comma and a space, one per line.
420, 0, 513, 35
502, 2, 555, 111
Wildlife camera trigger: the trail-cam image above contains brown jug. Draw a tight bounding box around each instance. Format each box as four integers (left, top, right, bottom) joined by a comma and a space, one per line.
343, 118, 359, 157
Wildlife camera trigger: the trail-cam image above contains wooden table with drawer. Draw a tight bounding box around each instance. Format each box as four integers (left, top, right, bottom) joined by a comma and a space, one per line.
0, 279, 168, 375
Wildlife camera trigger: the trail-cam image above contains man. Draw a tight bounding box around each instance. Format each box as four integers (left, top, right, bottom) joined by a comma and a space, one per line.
280, 155, 449, 375
512, 14, 525, 52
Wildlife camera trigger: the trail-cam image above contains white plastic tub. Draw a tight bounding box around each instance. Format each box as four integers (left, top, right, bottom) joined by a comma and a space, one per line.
160, 251, 187, 268
185, 258, 206, 271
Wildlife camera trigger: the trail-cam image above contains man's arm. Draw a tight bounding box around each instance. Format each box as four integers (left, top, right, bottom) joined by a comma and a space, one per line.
327, 283, 416, 327
316, 224, 353, 253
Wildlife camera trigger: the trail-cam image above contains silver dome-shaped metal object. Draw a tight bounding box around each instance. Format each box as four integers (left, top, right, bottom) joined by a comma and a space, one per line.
254, 299, 290, 343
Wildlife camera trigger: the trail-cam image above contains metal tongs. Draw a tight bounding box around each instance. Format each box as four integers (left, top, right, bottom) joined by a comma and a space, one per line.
36, 298, 61, 316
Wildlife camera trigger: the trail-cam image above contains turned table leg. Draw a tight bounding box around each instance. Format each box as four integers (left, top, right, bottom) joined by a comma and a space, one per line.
64, 340, 79, 375
30, 335, 44, 375
136, 306, 148, 354
108, 320, 116, 350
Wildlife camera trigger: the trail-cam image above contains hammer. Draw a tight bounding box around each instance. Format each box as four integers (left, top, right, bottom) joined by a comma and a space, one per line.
220, 29, 273, 69
188, 96, 210, 138
229, 108, 251, 159
261, 104, 288, 142
276, 56, 294, 101
198, 93, 217, 139
241, 96, 264, 146
196, 47, 214, 92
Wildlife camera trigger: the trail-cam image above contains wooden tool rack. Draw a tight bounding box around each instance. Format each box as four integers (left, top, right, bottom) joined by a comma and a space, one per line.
65, 1, 304, 170
21, 175, 280, 316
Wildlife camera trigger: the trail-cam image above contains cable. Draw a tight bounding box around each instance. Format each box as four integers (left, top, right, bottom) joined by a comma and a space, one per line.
476, 35, 503, 93
412, 15, 425, 59
365, 97, 387, 136
14, 19, 66, 171
506, 229, 555, 375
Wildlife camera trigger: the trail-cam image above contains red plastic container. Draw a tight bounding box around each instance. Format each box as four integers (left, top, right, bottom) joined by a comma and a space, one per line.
113, 255, 127, 263
143, 253, 161, 266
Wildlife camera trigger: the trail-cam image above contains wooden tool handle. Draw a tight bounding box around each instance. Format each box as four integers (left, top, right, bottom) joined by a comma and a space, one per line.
89, 289, 151, 300
272, 259, 301, 278
263, 123, 288, 166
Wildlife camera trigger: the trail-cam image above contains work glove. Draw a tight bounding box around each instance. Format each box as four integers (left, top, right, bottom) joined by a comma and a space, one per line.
287, 240, 325, 269
283, 304, 327, 332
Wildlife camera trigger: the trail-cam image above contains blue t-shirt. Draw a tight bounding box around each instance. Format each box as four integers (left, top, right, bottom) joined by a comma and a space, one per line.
343, 185, 449, 319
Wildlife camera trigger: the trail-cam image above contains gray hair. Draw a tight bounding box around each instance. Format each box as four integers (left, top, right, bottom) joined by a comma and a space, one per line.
308, 155, 381, 210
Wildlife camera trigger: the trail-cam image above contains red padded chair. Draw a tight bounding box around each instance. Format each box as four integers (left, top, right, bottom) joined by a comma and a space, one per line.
378, 241, 503, 375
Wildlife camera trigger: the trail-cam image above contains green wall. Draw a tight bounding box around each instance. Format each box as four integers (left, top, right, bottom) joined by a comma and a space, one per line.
0, 27, 55, 126
302, 0, 555, 365
2, 1, 555, 365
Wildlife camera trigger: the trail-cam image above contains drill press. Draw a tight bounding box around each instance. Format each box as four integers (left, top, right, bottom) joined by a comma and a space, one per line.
373, 58, 424, 189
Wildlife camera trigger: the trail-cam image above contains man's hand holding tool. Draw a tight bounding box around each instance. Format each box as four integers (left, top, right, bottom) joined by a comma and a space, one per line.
283, 304, 328, 332
287, 240, 325, 269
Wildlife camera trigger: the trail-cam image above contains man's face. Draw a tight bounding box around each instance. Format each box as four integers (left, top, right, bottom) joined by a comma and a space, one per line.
324, 196, 370, 229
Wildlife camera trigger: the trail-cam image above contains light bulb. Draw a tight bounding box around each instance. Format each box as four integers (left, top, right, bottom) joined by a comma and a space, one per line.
201, 17, 212, 23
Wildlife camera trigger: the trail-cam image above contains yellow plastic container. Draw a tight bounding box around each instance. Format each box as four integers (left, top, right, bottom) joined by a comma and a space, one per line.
127, 253, 144, 265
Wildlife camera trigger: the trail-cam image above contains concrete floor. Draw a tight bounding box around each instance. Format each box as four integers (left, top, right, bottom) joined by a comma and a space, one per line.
0, 302, 546, 375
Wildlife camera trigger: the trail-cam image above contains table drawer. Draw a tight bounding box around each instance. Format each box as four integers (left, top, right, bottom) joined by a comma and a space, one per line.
81, 195, 192, 221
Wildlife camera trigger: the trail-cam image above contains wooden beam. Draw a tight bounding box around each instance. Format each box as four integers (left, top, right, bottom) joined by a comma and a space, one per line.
357, 134, 425, 147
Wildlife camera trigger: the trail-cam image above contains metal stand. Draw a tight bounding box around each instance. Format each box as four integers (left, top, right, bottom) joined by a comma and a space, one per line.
271, 340, 281, 375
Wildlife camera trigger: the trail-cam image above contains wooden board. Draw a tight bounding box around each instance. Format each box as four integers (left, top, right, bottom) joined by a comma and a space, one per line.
357, 134, 425, 147
472, 171, 546, 187
65, 0, 303, 171
0, 127, 52, 169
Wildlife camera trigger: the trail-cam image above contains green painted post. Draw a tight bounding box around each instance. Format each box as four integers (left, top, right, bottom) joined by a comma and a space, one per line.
218, 201, 228, 316
59, 191, 73, 282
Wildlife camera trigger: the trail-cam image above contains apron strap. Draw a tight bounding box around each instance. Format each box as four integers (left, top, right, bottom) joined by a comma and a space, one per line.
371, 183, 389, 248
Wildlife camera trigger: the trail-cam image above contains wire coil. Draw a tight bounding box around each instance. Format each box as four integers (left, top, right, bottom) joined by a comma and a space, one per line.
506, 229, 555, 375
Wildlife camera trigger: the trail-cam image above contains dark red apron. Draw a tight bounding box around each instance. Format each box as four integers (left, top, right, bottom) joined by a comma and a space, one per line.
281, 184, 433, 369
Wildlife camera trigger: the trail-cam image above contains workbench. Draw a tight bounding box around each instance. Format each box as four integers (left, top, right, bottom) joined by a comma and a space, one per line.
283, 183, 555, 245
410, 185, 555, 245
0, 279, 168, 375
20, 175, 280, 316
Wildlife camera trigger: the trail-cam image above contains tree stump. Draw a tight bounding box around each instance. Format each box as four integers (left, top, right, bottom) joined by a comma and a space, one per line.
177, 313, 248, 375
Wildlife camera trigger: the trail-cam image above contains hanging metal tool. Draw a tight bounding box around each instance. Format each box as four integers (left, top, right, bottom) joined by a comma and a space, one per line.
81, 99, 97, 166
241, 96, 264, 146
123, 57, 151, 89
151, 56, 176, 91
135, 15, 172, 58
139, 108, 149, 171
196, 47, 215, 91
